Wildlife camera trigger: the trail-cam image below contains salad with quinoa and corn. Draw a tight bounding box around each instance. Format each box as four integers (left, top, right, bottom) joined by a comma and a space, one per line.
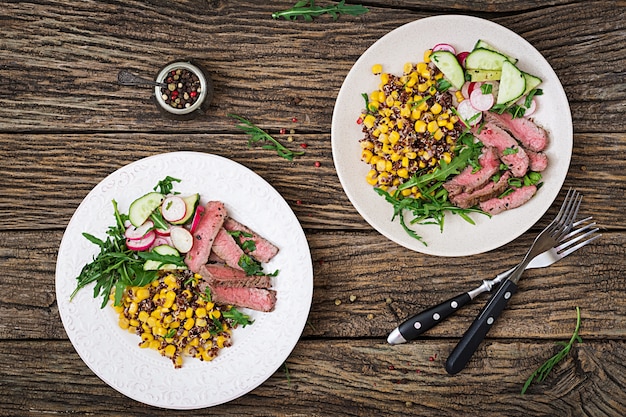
357, 40, 548, 244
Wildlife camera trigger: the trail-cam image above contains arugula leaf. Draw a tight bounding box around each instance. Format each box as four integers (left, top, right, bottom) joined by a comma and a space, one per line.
228, 114, 304, 161
223, 308, 254, 327
272, 0, 369, 21
154, 176, 181, 194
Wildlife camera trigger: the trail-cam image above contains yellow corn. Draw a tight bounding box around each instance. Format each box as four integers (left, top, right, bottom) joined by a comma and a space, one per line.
372, 64, 383, 74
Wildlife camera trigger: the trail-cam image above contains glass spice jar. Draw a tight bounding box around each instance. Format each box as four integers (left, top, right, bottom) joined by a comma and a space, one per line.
153, 60, 213, 120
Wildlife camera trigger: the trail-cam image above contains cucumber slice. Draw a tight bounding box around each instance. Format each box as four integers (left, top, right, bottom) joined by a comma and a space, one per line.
522, 72, 542, 95
466, 69, 501, 82
496, 61, 526, 104
472, 40, 518, 64
128, 192, 164, 227
143, 244, 185, 271
464, 48, 510, 71
430, 51, 465, 89
170, 193, 200, 225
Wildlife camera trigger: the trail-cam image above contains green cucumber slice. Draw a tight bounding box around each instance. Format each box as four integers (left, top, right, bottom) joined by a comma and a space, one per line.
143, 244, 185, 270
128, 192, 164, 227
466, 69, 501, 82
430, 51, 465, 89
170, 193, 200, 225
522, 72, 542, 95
464, 48, 510, 71
472, 40, 518, 64
496, 61, 526, 104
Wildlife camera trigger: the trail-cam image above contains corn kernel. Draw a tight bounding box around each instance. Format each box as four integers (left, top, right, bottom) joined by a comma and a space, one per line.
138, 311, 149, 323
184, 318, 195, 330
431, 102, 442, 115
363, 114, 376, 129
414, 120, 427, 133
441, 152, 452, 164
361, 149, 373, 163
427, 120, 438, 133
433, 128, 444, 140
372, 64, 383, 74
164, 344, 177, 358
118, 318, 130, 330
389, 130, 400, 144
397, 168, 409, 178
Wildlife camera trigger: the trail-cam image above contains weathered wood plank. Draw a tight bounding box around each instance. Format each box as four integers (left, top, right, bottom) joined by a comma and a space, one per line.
1, 338, 625, 416
0, 1, 623, 132
1, 229, 623, 340
1, 132, 625, 230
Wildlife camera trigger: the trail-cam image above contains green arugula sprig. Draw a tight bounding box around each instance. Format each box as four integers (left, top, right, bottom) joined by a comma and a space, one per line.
272, 0, 369, 21
375, 133, 488, 245
228, 114, 304, 161
521, 306, 583, 395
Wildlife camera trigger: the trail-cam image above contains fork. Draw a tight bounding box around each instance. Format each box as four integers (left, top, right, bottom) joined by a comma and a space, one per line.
387, 217, 600, 345
445, 189, 584, 375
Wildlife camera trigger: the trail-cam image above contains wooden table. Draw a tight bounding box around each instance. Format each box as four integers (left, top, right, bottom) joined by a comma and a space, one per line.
2, 1, 625, 415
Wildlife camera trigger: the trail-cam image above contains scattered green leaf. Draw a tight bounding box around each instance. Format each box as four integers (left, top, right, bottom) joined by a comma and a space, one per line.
272, 0, 369, 21
228, 114, 304, 161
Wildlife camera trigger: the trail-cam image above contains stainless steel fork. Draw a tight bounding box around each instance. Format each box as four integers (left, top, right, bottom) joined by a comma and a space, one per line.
387, 217, 600, 345
446, 189, 585, 375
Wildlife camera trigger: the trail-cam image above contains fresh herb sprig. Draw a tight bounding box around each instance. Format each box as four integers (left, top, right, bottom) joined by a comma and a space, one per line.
228, 114, 304, 161
521, 306, 582, 395
272, 0, 369, 21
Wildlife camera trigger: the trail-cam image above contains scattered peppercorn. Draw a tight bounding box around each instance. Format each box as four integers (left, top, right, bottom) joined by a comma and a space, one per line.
314, 161, 321, 167
300, 143, 308, 149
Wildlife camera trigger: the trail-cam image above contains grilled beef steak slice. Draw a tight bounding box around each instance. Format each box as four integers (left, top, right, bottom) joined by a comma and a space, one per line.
210, 286, 277, 312
223, 218, 279, 263
473, 122, 529, 177
485, 112, 548, 152
184, 201, 226, 273
527, 150, 548, 172
198, 264, 272, 289
211, 227, 245, 270
443, 146, 500, 196
450, 171, 511, 209
479, 185, 537, 215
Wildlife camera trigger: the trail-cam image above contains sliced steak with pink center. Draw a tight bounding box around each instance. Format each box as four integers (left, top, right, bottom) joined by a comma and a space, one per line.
450, 171, 511, 209
184, 201, 226, 273
223, 218, 279, 263
211, 227, 245, 270
210, 286, 277, 312
527, 150, 549, 172
479, 185, 537, 215
485, 112, 548, 152
443, 146, 500, 196
198, 264, 272, 289
474, 123, 529, 177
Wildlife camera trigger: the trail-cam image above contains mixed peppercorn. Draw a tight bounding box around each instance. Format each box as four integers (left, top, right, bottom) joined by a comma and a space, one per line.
160, 68, 202, 110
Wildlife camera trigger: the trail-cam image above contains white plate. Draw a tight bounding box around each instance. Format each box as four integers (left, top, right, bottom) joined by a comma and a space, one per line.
55, 152, 313, 409
331, 15, 572, 256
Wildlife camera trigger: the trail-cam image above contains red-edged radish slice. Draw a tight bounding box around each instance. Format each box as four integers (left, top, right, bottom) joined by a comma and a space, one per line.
155, 224, 171, 237
456, 51, 470, 67
461, 81, 476, 99
125, 220, 154, 240
469, 88, 495, 111
189, 205, 205, 234
160, 196, 187, 223
432, 43, 456, 54
456, 99, 483, 127
126, 231, 156, 251
170, 226, 193, 253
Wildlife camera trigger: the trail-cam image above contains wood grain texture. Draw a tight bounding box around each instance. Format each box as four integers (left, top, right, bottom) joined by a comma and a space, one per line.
1, 0, 625, 415
1, 339, 625, 416
0, 1, 623, 132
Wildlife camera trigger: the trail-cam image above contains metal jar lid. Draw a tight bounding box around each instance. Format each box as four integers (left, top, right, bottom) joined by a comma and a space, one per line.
154, 61, 210, 116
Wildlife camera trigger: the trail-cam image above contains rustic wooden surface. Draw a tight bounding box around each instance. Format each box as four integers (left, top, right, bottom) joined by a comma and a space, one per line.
1, 1, 625, 416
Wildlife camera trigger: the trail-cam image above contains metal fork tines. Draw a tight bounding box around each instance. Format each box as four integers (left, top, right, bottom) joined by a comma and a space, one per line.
508, 188, 583, 284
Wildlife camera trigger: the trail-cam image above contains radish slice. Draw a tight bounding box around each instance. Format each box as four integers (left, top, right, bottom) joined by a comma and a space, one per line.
189, 205, 205, 234
155, 224, 171, 237
456, 99, 482, 127
524, 98, 537, 116
126, 231, 156, 251
432, 43, 456, 54
170, 226, 193, 253
160, 196, 187, 223
150, 236, 173, 250
456, 51, 470, 67
470, 88, 495, 111
125, 220, 154, 240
